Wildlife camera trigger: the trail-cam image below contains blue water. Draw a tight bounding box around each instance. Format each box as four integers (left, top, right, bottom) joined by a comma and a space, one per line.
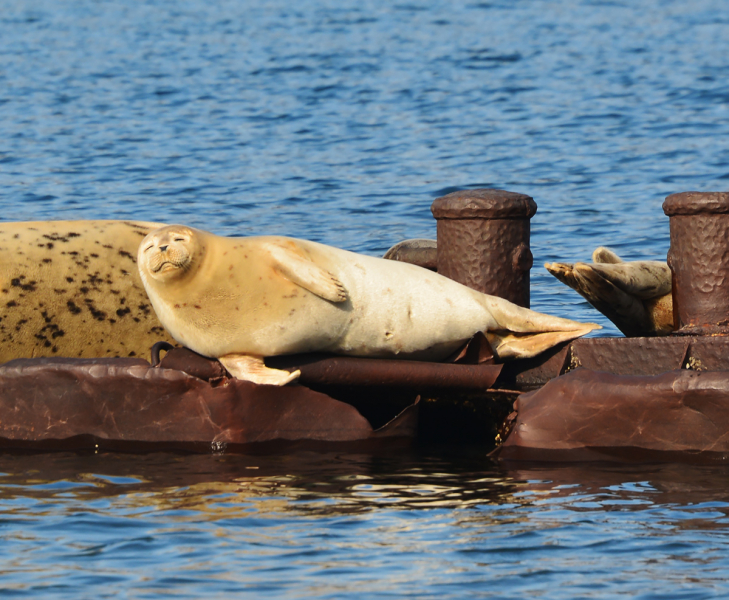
2, 0, 729, 596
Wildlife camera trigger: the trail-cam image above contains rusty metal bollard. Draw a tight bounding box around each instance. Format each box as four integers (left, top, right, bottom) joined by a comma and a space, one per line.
431, 189, 536, 307
663, 191, 729, 335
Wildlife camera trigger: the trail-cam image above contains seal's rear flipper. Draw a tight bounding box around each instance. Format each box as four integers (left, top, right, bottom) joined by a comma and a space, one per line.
266, 242, 348, 303
486, 326, 597, 360
592, 247, 623, 264
219, 354, 301, 386
477, 294, 600, 359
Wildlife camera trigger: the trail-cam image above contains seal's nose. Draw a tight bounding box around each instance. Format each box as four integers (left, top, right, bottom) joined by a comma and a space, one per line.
159, 245, 168, 252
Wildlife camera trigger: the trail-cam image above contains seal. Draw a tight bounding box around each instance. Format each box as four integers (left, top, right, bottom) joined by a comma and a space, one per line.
383, 238, 437, 271
545, 247, 673, 337
0, 220, 176, 362
138, 225, 600, 385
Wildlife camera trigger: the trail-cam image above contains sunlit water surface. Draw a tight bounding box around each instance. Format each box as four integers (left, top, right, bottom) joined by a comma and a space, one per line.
2, 0, 729, 596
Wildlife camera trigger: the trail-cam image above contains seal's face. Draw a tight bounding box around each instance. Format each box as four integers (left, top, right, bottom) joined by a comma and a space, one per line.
139, 225, 201, 283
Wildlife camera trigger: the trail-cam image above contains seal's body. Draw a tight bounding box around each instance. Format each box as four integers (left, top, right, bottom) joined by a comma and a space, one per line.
139, 225, 600, 384
545, 246, 673, 337
0, 220, 175, 361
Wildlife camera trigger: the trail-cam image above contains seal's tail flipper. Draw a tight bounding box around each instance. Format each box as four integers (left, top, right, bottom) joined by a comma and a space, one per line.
592, 246, 623, 264
266, 242, 348, 303
482, 295, 601, 335
486, 325, 598, 360
478, 294, 600, 360
219, 354, 300, 386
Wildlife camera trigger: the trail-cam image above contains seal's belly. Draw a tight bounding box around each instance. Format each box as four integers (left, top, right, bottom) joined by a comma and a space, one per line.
300, 245, 493, 359
155, 284, 352, 358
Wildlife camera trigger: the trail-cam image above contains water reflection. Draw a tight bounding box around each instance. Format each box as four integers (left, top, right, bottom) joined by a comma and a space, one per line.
2, 451, 729, 526
3, 451, 729, 597
0, 450, 516, 517
503, 461, 729, 529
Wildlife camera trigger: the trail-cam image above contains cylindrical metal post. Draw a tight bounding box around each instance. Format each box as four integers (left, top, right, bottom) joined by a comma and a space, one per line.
431, 189, 536, 307
663, 191, 729, 335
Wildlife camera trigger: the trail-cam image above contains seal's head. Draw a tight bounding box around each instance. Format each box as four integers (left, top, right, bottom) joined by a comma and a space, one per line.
138, 225, 204, 285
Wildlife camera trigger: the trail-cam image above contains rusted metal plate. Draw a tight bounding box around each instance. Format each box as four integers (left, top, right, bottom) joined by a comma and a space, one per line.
497, 343, 569, 389
444, 331, 495, 365
500, 336, 719, 388
495, 368, 729, 462
0, 359, 417, 452
684, 337, 729, 371
569, 337, 689, 376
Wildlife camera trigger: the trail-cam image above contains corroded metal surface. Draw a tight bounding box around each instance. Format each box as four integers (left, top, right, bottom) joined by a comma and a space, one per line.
0, 358, 417, 451
499, 335, 729, 389
497, 343, 570, 389
568, 337, 689, 376
431, 189, 537, 220
267, 354, 503, 391
156, 345, 227, 381
495, 368, 729, 462
431, 189, 536, 307
153, 334, 502, 393
664, 192, 729, 334
685, 337, 729, 371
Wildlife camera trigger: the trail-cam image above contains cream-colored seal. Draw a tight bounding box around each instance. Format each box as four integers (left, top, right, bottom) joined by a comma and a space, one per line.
138, 225, 600, 385
0, 220, 176, 362
545, 246, 672, 337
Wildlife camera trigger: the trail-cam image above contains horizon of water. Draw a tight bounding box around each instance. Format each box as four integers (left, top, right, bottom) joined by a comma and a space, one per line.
2, 0, 729, 597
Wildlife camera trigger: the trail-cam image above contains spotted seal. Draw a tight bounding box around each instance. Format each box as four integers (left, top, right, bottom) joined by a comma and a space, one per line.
0, 220, 175, 361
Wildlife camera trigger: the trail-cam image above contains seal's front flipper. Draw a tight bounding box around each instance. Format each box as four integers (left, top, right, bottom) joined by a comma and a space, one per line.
266, 243, 348, 303
219, 354, 301, 386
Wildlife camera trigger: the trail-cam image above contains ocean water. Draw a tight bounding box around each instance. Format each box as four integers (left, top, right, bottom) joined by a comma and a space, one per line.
2, 0, 729, 596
